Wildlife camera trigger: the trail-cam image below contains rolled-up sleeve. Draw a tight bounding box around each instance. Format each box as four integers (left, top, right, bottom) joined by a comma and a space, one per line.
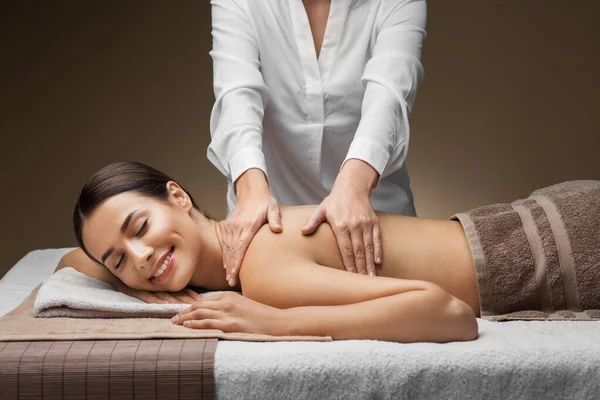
207, 0, 270, 185
342, 0, 427, 181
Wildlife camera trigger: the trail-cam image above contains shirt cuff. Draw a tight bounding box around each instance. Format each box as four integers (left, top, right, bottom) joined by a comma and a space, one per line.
341, 137, 391, 183
229, 147, 268, 186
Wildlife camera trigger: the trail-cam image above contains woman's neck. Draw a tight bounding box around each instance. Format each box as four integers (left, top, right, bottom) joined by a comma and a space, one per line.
189, 211, 236, 290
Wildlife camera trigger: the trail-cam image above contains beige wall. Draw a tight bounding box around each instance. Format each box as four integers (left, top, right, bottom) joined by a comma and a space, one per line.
1, 1, 598, 278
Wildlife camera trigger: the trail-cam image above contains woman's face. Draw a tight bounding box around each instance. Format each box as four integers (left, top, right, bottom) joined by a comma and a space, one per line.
81, 185, 204, 292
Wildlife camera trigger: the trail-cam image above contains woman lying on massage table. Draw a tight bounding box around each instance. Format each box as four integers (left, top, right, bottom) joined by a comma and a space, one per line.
57, 162, 600, 343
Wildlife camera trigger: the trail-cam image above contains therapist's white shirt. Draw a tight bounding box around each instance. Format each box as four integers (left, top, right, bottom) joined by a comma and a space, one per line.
208, 0, 427, 216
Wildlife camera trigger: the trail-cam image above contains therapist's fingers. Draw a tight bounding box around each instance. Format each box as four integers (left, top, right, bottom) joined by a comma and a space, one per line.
223, 225, 243, 286
301, 206, 326, 235
230, 217, 266, 286
373, 221, 383, 265
221, 224, 234, 276
350, 227, 367, 275
227, 227, 246, 286
221, 193, 276, 286
363, 229, 376, 276
333, 226, 357, 273
267, 203, 283, 233
222, 215, 243, 285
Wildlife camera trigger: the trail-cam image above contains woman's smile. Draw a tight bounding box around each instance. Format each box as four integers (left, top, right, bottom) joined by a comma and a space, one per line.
78, 177, 226, 292
150, 247, 175, 282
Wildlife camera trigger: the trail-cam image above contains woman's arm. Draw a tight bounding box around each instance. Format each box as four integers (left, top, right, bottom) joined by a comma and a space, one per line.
278, 280, 476, 343
55, 248, 116, 284
238, 240, 477, 343
55, 249, 198, 304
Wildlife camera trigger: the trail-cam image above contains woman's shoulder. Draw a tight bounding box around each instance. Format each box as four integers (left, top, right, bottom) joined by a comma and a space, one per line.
242, 205, 337, 268
252, 204, 324, 250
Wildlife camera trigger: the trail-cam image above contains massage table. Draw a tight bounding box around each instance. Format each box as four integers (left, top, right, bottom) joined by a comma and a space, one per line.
1, 249, 599, 399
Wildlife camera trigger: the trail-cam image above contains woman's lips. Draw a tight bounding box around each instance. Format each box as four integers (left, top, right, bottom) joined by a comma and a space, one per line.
151, 249, 175, 282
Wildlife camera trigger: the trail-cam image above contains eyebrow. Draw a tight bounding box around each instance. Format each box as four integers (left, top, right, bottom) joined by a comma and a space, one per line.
100, 208, 139, 265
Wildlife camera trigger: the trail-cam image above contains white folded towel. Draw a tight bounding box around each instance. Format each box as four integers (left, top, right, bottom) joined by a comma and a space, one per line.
33, 267, 215, 318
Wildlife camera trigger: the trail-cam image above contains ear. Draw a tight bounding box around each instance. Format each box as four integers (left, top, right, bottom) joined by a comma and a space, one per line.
166, 181, 193, 213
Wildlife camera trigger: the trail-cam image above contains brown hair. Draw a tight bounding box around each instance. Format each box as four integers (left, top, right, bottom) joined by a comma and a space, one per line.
73, 161, 207, 264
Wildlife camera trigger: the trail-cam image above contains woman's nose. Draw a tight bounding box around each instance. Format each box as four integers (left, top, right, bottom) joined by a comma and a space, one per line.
130, 243, 153, 270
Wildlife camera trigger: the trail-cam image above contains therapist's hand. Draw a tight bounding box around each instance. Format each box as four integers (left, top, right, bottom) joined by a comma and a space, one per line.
222, 169, 283, 286
301, 159, 382, 276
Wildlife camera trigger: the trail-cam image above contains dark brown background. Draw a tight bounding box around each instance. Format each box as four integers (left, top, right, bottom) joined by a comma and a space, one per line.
1, 1, 598, 278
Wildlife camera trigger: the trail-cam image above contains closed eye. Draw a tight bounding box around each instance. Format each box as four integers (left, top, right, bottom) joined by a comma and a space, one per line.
115, 219, 148, 270
115, 254, 125, 270
135, 220, 148, 237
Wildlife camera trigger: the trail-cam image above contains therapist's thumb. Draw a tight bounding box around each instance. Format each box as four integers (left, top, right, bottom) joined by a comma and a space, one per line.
267, 203, 283, 233
301, 207, 325, 235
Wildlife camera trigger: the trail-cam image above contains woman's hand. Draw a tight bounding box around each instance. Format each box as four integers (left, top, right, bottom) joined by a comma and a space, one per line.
113, 280, 203, 304
301, 159, 382, 276
222, 169, 283, 287
171, 292, 284, 336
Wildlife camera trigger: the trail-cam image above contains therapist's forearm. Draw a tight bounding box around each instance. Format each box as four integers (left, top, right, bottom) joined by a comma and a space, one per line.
235, 168, 270, 198
336, 159, 380, 193
277, 287, 478, 342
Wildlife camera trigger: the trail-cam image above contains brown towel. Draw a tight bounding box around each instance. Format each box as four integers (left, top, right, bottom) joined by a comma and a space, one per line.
452, 180, 600, 321
0, 286, 332, 342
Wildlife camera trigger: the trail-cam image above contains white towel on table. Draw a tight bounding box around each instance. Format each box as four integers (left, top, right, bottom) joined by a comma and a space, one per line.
33, 267, 213, 318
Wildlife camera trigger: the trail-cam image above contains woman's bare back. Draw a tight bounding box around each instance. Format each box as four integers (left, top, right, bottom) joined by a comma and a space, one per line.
250, 205, 481, 316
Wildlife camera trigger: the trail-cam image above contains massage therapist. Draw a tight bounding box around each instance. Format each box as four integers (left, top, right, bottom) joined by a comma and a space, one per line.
208, 0, 427, 286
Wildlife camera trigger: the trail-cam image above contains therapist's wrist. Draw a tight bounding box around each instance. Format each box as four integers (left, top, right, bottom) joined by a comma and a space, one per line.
235, 168, 270, 199
335, 159, 379, 194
